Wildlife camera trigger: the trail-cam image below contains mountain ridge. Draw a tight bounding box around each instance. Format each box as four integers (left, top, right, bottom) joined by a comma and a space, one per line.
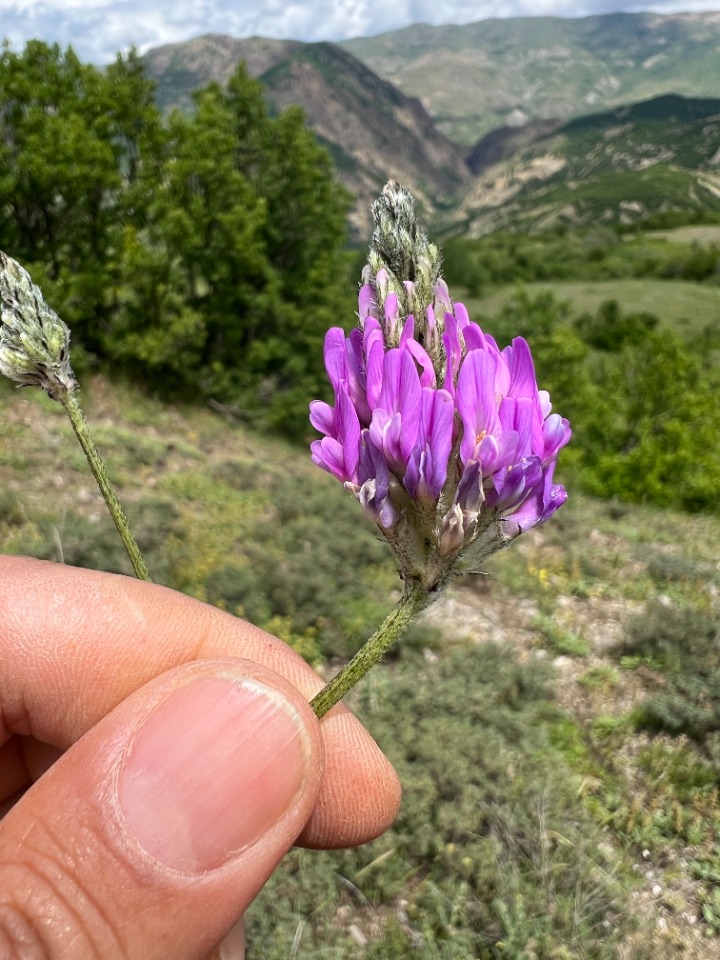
342, 11, 720, 144
141, 14, 720, 236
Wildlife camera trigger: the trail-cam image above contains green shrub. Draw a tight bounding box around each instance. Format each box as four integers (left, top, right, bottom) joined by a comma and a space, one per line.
616, 600, 720, 747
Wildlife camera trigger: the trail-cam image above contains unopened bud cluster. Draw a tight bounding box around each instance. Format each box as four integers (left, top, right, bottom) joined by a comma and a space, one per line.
0, 252, 76, 400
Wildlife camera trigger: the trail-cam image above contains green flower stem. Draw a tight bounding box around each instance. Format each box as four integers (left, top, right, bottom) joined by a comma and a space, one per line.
58, 391, 151, 582
311, 578, 433, 718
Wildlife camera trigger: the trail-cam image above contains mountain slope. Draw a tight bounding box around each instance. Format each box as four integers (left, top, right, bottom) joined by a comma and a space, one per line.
342, 12, 720, 145
259, 43, 468, 234
141, 19, 720, 238
143, 35, 469, 236
143, 33, 300, 112
454, 94, 720, 235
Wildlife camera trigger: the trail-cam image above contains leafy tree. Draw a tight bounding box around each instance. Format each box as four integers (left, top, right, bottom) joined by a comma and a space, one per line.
588, 332, 720, 511
0, 46, 352, 437
574, 299, 658, 351
0, 41, 164, 358
111, 64, 352, 434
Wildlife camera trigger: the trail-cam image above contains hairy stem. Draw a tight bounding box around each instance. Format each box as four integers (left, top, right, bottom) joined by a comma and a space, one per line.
58, 392, 151, 581
311, 579, 433, 718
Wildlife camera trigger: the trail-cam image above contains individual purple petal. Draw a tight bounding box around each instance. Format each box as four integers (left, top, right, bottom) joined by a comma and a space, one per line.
454, 458, 483, 518
542, 413, 572, 461
384, 292, 401, 341
538, 390, 552, 419
403, 448, 426, 501
358, 283, 377, 321
366, 485, 399, 529
399, 315, 415, 349
487, 456, 543, 513
424, 389, 454, 495
452, 301, 470, 332
405, 337, 436, 388
311, 437, 347, 481
322, 327, 348, 391
356, 431, 398, 528
463, 322, 493, 355
394, 351, 423, 461
482, 330, 501, 354
373, 349, 421, 467
363, 318, 385, 414
505, 337, 537, 401
493, 347, 511, 399
309, 386, 360, 483
477, 430, 518, 476
308, 399, 335, 437
346, 328, 371, 424
404, 388, 454, 501
457, 349, 501, 464
499, 396, 534, 461
442, 314, 462, 397
369, 408, 402, 474
337, 385, 361, 480
502, 462, 567, 537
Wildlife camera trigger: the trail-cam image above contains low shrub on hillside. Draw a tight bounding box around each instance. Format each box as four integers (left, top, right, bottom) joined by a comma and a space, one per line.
617, 600, 720, 747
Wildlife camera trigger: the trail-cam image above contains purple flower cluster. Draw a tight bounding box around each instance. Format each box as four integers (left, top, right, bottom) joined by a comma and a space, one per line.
310, 271, 570, 581
309, 183, 570, 588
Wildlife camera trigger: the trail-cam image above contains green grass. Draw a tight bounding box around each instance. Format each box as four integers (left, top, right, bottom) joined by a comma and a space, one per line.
531, 612, 590, 656
466, 278, 720, 336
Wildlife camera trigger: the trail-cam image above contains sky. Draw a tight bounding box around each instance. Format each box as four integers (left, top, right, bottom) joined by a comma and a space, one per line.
1, 0, 719, 64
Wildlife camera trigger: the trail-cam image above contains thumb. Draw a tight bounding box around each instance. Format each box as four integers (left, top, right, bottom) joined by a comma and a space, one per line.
0, 658, 323, 960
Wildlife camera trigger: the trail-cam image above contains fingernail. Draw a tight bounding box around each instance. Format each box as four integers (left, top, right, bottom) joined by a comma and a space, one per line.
118, 674, 310, 872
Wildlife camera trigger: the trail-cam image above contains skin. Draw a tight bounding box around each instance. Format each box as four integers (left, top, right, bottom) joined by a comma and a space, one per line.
0, 556, 401, 959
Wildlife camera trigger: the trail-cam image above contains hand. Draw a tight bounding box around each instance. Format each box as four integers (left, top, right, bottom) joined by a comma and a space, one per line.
0, 557, 401, 959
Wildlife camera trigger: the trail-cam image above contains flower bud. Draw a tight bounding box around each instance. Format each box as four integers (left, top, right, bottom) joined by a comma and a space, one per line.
0, 252, 76, 400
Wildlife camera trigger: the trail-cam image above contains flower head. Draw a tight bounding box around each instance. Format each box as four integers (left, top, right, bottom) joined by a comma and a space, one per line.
310, 182, 570, 591
0, 251, 76, 400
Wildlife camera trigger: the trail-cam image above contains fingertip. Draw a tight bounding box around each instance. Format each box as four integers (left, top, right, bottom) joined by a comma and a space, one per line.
297, 711, 401, 849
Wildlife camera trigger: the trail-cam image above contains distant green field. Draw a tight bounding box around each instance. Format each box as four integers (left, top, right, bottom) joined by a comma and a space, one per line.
465, 278, 720, 335
646, 224, 720, 245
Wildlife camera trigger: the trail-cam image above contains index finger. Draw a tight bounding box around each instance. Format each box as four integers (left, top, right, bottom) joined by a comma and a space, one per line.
0, 556, 401, 848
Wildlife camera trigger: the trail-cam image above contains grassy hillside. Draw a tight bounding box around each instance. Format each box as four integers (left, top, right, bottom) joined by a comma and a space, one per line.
2, 374, 720, 958
454, 94, 720, 235
258, 42, 468, 235
142, 33, 300, 113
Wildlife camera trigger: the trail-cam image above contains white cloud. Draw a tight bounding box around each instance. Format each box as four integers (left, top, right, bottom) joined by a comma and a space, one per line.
1, 0, 719, 62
